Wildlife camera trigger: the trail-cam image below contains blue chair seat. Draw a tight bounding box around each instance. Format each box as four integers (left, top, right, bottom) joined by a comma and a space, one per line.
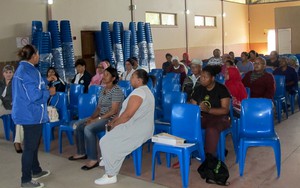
238, 98, 281, 177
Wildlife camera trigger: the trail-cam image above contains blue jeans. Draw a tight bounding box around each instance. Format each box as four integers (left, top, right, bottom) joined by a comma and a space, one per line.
21, 124, 43, 183
75, 118, 108, 160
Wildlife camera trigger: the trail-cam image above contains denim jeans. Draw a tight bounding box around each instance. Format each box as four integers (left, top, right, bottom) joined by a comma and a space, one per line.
75, 118, 108, 160
21, 124, 43, 183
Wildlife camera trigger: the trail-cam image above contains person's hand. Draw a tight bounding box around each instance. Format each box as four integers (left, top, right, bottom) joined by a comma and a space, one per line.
49, 87, 56, 96
200, 102, 210, 113
47, 75, 57, 82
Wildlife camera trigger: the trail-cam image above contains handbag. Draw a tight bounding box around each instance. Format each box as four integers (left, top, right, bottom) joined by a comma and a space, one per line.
197, 153, 230, 186
47, 96, 59, 122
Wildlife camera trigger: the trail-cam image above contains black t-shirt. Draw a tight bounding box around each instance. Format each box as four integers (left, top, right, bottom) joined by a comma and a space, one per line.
191, 82, 230, 108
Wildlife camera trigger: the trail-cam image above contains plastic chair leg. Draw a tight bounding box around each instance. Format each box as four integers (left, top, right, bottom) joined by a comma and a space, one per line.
1, 115, 11, 141
132, 146, 142, 176
273, 141, 281, 177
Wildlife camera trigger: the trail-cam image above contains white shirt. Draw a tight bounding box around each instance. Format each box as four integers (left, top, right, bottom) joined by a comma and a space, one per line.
122, 69, 135, 81
207, 57, 222, 65
74, 73, 83, 84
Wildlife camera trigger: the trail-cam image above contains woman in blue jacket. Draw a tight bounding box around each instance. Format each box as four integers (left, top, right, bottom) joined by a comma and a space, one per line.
12, 44, 55, 188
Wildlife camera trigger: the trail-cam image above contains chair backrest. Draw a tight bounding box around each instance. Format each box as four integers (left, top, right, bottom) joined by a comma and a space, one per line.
118, 80, 132, 97
240, 98, 275, 138
162, 83, 181, 95
274, 75, 286, 98
78, 94, 97, 119
69, 84, 84, 106
164, 72, 180, 80
162, 91, 187, 122
265, 67, 274, 74
49, 92, 69, 122
245, 87, 250, 98
150, 68, 163, 75
215, 74, 225, 85
171, 104, 202, 143
88, 85, 103, 100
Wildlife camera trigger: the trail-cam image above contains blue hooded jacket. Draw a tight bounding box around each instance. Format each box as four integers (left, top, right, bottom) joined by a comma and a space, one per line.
12, 61, 50, 125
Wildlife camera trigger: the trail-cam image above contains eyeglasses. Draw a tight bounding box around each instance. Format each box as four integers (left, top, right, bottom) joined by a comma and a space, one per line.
97, 66, 104, 69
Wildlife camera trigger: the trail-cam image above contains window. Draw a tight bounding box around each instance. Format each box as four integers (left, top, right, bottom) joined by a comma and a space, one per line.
194, 15, 216, 27
146, 12, 177, 26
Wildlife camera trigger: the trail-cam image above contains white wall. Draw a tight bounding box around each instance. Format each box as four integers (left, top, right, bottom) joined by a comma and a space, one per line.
0, 0, 249, 64
52, 0, 132, 57
0, 0, 47, 61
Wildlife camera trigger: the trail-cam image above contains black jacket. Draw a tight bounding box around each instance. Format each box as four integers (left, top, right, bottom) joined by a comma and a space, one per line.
0, 79, 12, 110
71, 70, 92, 93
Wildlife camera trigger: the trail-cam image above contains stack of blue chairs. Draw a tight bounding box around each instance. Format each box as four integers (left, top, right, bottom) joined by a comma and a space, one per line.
137, 22, 149, 71
129, 22, 139, 59
32, 21, 43, 42
145, 23, 156, 70
60, 20, 75, 81
48, 20, 66, 81
101, 22, 115, 67
95, 31, 105, 63
123, 30, 131, 64
32, 30, 52, 77
113, 22, 124, 73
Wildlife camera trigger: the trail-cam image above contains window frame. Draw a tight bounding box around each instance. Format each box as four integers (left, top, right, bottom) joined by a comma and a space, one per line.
194, 15, 217, 28
145, 11, 177, 27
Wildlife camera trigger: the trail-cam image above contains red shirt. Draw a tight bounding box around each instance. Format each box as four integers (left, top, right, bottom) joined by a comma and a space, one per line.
242, 71, 275, 99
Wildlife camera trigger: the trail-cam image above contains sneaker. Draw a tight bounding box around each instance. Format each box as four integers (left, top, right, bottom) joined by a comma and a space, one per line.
32, 170, 50, 181
21, 180, 44, 188
94, 174, 117, 185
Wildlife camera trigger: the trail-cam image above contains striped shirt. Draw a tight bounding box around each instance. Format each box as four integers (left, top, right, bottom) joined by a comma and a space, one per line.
97, 85, 124, 118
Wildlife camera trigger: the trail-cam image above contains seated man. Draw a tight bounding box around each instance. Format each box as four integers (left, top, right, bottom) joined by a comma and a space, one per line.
273, 56, 298, 95
207, 49, 222, 65
242, 57, 275, 99
162, 53, 172, 75
266, 51, 280, 70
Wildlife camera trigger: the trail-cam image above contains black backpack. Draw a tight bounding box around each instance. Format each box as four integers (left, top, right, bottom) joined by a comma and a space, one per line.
197, 153, 230, 186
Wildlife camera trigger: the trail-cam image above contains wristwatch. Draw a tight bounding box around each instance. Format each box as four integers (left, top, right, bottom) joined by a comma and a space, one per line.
98, 116, 102, 120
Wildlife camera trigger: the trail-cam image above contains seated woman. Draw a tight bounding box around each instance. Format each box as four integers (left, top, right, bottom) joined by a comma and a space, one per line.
68, 67, 124, 171
236, 52, 254, 75
94, 69, 155, 185
191, 65, 230, 157
46, 67, 66, 92
0, 65, 22, 153
121, 58, 135, 81
225, 66, 247, 116
89, 61, 109, 87
71, 59, 92, 93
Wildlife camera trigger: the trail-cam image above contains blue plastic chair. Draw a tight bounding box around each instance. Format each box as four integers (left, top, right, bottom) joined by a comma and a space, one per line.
152, 104, 205, 188
43, 92, 69, 152
58, 93, 97, 153
164, 72, 180, 80
118, 80, 132, 98
215, 74, 225, 85
265, 67, 274, 74
155, 92, 187, 134
239, 98, 281, 177
245, 87, 250, 98
274, 75, 288, 123
88, 85, 103, 102
69, 84, 84, 119
0, 114, 15, 141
